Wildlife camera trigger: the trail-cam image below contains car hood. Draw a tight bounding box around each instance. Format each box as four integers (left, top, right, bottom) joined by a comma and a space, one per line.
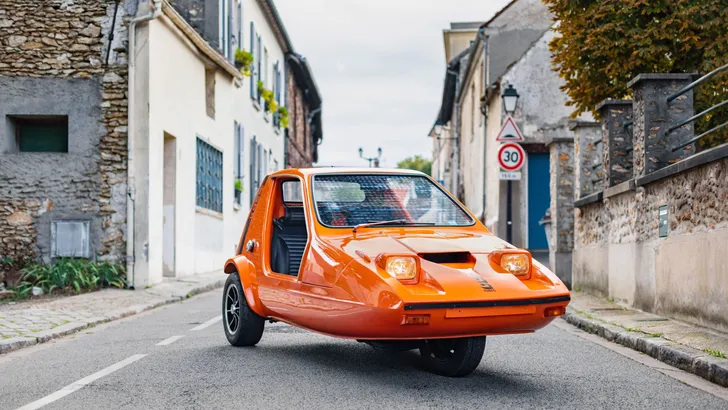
339, 230, 514, 256
328, 230, 565, 303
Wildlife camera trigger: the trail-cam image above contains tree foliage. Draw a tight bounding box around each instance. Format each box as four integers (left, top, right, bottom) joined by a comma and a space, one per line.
397, 155, 432, 176
545, 0, 728, 146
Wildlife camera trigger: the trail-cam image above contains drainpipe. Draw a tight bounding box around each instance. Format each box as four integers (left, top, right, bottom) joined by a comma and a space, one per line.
126, 0, 162, 289
448, 68, 461, 198
478, 28, 488, 223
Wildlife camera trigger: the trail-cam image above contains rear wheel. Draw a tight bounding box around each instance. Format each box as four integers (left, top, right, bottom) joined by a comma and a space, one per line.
223, 273, 264, 346
419, 337, 486, 377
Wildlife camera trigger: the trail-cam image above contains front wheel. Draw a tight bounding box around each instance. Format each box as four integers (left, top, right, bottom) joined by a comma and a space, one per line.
419, 337, 486, 377
222, 273, 264, 346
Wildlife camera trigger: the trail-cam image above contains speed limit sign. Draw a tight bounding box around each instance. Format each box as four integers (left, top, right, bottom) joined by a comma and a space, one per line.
498, 143, 525, 171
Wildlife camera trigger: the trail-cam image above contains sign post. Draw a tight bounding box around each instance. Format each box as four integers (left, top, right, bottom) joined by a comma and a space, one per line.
495, 117, 525, 243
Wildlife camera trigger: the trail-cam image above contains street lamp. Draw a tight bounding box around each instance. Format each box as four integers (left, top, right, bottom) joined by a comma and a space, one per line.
359, 147, 383, 168
502, 84, 520, 115
501, 84, 520, 244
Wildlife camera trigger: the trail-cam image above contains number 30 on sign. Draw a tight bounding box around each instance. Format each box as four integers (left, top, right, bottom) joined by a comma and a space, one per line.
498, 142, 525, 172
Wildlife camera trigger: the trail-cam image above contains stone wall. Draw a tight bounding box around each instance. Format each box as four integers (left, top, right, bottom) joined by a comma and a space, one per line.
0, 0, 130, 275
573, 73, 728, 331
285, 68, 312, 168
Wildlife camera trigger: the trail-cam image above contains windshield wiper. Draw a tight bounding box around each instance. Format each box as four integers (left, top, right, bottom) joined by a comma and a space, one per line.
352, 219, 435, 233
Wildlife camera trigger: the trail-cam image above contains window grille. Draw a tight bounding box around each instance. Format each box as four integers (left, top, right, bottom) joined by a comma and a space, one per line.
196, 138, 223, 213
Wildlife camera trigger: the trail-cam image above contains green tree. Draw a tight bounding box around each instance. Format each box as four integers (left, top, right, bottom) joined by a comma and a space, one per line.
545, 0, 728, 147
397, 155, 432, 176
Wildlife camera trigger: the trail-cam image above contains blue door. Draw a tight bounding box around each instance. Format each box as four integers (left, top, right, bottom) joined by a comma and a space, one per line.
527, 153, 550, 250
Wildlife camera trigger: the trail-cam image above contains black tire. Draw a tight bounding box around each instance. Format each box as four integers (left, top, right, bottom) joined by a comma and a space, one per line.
222, 272, 264, 346
419, 337, 486, 377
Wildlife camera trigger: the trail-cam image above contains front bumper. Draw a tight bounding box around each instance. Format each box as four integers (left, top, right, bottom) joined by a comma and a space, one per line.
282, 294, 571, 340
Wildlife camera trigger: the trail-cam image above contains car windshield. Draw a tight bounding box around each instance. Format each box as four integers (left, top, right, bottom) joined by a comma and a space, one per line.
312, 174, 474, 227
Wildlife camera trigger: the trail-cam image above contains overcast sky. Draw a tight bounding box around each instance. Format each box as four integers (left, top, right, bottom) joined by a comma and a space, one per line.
275, 0, 512, 168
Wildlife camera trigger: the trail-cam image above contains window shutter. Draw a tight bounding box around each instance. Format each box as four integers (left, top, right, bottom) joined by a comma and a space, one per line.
257, 35, 262, 84
239, 125, 245, 178
249, 22, 255, 98
237, 2, 242, 53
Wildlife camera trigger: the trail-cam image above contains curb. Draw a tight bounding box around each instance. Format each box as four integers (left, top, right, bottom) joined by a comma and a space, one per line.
562, 311, 728, 388
0, 279, 225, 355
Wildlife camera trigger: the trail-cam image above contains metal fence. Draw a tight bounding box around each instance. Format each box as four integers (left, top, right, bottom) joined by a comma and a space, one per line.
667, 63, 728, 152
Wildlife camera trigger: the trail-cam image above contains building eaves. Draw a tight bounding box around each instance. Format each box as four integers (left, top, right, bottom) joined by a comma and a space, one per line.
257, 0, 295, 53
434, 47, 472, 127
458, 36, 485, 105
161, 1, 241, 80
480, 0, 519, 29
482, 23, 556, 105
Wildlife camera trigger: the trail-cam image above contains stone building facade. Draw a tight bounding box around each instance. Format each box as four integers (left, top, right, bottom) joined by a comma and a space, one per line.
0, 0, 323, 288
0, 0, 132, 283
572, 73, 728, 332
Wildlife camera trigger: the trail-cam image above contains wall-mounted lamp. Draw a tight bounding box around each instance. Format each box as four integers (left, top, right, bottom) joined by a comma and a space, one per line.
502, 84, 520, 115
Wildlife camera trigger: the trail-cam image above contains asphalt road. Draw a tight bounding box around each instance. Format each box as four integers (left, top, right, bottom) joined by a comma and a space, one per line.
1, 291, 727, 410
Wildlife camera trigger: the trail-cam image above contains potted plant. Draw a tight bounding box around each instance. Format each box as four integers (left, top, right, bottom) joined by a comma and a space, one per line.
261, 89, 275, 112
234, 179, 243, 204
277, 106, 289, 129
234, 48, 254, 77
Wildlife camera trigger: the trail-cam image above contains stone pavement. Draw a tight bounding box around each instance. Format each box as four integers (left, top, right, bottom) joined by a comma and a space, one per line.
0, 271, 226, 354
564, 291, 728, 388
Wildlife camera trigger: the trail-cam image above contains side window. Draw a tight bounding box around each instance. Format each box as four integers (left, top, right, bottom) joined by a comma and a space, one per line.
282, 180, 303, 203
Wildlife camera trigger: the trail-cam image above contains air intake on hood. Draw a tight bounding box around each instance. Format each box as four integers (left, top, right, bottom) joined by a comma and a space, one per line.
420, 252, 473, 264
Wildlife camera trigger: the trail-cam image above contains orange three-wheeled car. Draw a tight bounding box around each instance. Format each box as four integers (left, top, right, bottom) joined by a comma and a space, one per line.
222, 168, 570, 377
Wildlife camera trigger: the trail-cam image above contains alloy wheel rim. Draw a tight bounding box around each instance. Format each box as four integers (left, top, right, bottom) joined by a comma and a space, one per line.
225, 285, 241, 334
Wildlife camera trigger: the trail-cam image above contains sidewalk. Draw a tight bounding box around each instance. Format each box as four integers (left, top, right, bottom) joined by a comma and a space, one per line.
0, 271, 226, 354
563, 291, 728, 387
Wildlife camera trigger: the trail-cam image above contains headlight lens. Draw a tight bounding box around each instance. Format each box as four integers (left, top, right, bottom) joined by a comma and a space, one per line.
386, 256, 417, 280
500, 254, 530, 276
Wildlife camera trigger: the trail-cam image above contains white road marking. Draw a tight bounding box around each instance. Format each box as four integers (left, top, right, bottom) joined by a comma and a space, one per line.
156, 335, 184, 346
190, 316, 221, 331
553, 320, 728, 401
15, 354, 147, 410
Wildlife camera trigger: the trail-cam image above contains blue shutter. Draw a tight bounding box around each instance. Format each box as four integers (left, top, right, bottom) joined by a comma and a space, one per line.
237, 2, 242, 53
227, 0, 233, 61
239, 125, 245, 178
249, 136, 256, 204
273, 62, 279, 103
234, 122, 240, 178
257, 35, 262, 83
249, 22, 255, 99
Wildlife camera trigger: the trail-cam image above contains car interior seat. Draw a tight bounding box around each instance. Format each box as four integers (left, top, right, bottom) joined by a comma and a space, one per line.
271, 204, 308, 276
